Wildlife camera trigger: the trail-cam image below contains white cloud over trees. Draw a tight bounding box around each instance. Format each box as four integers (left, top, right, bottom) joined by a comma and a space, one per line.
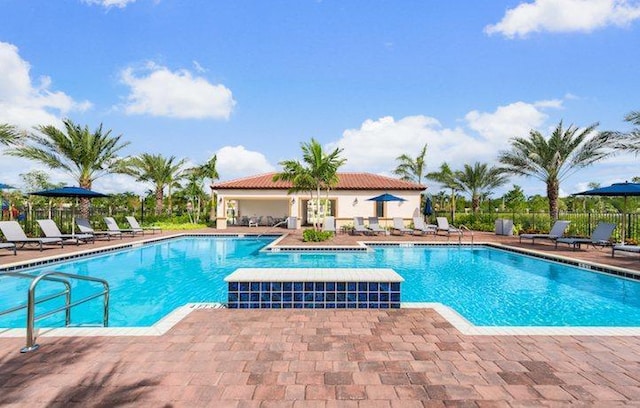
120, 62, 236, 120
485, 0, 640, 38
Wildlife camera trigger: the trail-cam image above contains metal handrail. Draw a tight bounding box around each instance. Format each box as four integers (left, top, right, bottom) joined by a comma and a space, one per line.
457, 225, 474, 245
20, 271, 109, 353
0, 273, 72, 325
257, 218, 289, 238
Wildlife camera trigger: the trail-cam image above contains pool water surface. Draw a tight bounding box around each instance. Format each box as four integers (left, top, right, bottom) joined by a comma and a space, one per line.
1, 236, 639, 328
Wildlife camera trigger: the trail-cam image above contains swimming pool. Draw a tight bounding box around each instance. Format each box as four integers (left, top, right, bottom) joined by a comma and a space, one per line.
2, 236, 640, 328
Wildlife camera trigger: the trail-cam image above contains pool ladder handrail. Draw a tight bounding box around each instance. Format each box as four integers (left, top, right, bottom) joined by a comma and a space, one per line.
257, 218, 289, 238
456, 225, 474, 245
0, 271, 109, 353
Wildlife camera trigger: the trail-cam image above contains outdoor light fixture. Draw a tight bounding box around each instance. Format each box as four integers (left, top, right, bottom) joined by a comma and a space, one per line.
353, 198, 358, 205
291, 197, 296, 204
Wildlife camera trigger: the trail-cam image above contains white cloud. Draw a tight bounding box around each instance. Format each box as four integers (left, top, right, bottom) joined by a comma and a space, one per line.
485, 0, 640, 38
81, 0, 138, 9
120, 62, 236, 120
215, 145, 276, 180
0, 41, 92, 129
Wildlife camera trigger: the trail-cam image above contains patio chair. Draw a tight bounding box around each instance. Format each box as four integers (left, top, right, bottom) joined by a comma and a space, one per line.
76, 218, 122, 240
126, 216, 162, 235
392, 217, 412, 235
248, 217, 259, 227
612, 244, 640, 258
436, 217, 463, 236
0, 242, 17, 255
352, 217, 374, 235
323, 216, 336, 233
519, 220, 571, 245
367, 217, 387, 235
413, 217, 437, 235
0, 221, 63, 251
36, 219, 95, 245
104, 217, 138, 236
555, 222, 616, 250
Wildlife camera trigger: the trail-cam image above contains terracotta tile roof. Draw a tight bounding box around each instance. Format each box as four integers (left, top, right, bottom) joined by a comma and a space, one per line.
212, 172, 425, 191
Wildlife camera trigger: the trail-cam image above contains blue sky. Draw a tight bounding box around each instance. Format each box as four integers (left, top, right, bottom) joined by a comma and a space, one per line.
0, 0, 639, 198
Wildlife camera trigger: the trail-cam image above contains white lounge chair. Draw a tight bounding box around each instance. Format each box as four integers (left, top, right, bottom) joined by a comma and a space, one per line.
436, 217, 462, 236
37, 219, 95, 245
392, 217, 412, 235
519, 220, 571, 244
126, 216, 162, 235
76, 218, 122, 240
0, 242, 16, 255
612, 244, 640, 258
412, 217, 437, 235
367, 217, 387, 235
352, 217, 373, 235
323, 216, 336, 233
0, 221, 63, 251
555, 222, 616, 250
104, 217, 138, 236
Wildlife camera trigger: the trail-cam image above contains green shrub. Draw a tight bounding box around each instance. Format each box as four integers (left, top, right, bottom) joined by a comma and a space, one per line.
302, 229, 333, 242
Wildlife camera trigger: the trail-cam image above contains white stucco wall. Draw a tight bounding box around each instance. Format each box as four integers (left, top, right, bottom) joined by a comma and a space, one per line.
214, 188, 422, 229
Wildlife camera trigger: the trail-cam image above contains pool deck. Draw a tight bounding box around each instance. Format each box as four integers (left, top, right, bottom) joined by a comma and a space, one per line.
2, 227, 640, 406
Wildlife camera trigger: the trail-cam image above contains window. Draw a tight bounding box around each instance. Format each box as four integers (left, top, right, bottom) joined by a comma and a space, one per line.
376, 201, 384, 218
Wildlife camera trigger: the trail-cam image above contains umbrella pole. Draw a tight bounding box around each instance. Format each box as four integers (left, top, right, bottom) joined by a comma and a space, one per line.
622, 196, 627, 244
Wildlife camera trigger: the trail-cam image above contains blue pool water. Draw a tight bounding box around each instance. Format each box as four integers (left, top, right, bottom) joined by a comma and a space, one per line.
2, 236, 640, 328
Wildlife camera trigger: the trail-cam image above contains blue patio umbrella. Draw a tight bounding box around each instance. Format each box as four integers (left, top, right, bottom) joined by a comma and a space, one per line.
366, 193, 407, 202
0, 183, 15, 189
30, 186, 109, 235
422, 196, 433, 217
574, 181, 640, 243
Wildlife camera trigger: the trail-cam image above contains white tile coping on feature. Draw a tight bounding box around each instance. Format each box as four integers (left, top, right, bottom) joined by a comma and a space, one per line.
224, 268, 405, 282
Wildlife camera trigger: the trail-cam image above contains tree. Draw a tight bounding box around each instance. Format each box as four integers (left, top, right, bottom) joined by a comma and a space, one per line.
123, 154, 185, 216
498, 121, 616, 221
273, 138, 345, 229
192, 155, 219, 222
8, 119, 129, 218
393, 143, 427, 184
502, 185, 526, 212
0, 124, 21, 146
426, 162, 461, 221
453, 162, 507, 213
614, 111, 640, 155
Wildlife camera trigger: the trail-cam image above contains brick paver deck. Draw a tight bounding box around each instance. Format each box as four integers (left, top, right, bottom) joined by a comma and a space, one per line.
2, 309, 640, 406
2, 227, 640, 405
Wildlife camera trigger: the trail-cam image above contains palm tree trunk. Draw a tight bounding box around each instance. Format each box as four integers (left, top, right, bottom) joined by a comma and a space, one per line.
547, 179, 560, 222
450, 188, 456, 223
316, 184, 321, 230
209, 189, 216, 222
155, 187, 163, 215
79, 180, 91, 220
472, 195, 480, 213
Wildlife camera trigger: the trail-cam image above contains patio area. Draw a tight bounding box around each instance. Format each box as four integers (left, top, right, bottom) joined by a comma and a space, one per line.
2, 226, 640, 406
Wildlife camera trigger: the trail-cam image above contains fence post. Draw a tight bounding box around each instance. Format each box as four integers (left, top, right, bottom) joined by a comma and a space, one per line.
588, 212, 591, 236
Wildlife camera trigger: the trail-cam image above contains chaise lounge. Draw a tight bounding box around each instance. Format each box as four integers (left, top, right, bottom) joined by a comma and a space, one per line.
77, 218, 122, 240
436, 217, 462, 236
0, 221, 64, 251
555, 222, 616, 250
412, 217, 437, 235
104, 217, 138, 237
367, 217, 387, 235
612, 244, 640, 258
126, 216, 162, 235
37, 219, 95, 245
392, 217, 412, 235
0, 242, 17, 255
519, 220, 570, 245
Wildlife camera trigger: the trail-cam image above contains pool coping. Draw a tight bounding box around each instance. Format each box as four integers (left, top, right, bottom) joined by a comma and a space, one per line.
3, 233, 640, 338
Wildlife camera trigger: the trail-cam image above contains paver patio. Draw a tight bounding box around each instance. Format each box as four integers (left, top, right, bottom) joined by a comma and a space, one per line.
2, 226, 640, 406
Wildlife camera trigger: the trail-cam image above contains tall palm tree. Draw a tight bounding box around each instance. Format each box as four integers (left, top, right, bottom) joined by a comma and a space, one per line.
273, 138, 345, 229
393, 143, 427, 184
614, 110, 640, 155
193, 155, 219, 222
498, 121, 615, 221
123, 154, 185, 215
8, 119, 129, 218
0, 124, 20, 146
454, 162, 507, 213
426, 162, 461, 221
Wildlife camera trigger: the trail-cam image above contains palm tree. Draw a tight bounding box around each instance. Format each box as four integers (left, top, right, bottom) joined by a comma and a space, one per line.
454, 162, 507, 213
193, 155, 219, 222
393, 143, 427, 184
273, 138, 345, 229
123, 154, 186, 215
0, 124, 20, 146
613, 110, 640, 155
426, 162, 461, 221
8, 119, 129, 218
498, 121, 616, 221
